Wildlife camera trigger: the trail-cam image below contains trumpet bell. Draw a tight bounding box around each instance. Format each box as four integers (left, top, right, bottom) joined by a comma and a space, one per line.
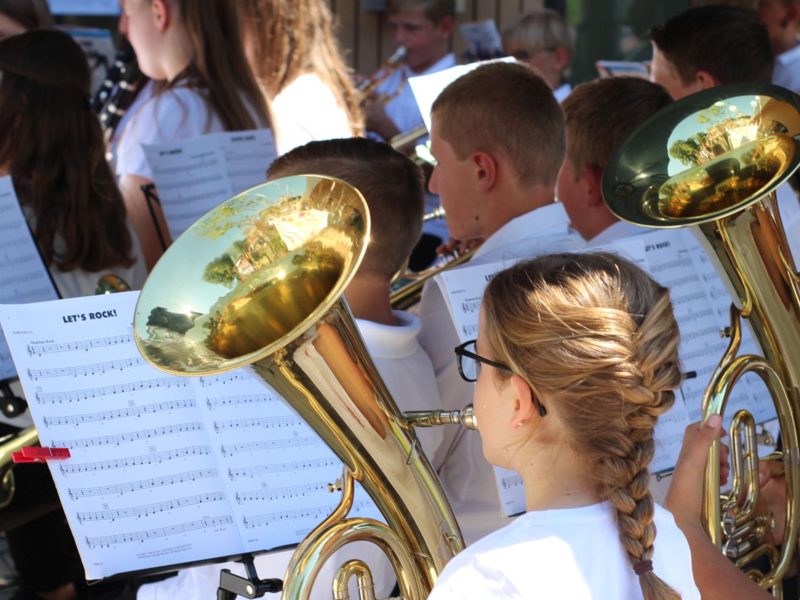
134, 175, 369, 375
603, 83, 800, 228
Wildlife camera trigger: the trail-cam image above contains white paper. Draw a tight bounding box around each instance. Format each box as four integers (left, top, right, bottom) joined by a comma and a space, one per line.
60, 27, 116, 95
409, 57, 517, 133
0, 292, 379, 581
596, 60, 651, 79
143, 130, 277, 240
458, 20, 504, 58
0, 177, 59, 380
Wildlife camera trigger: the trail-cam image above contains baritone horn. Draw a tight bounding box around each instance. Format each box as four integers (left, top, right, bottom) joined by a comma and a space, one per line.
133, 175, 475, 599
357, 47, 407, 104
603, 83, 800, 594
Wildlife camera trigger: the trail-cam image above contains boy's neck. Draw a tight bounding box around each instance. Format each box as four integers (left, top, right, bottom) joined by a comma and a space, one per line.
408, 46, 448, 74
480, 185, 556, 241
775, 33, 800, 56
344, 275, 398, 327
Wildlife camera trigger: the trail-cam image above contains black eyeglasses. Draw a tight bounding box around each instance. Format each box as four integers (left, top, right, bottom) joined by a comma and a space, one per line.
454, 340, 547, 417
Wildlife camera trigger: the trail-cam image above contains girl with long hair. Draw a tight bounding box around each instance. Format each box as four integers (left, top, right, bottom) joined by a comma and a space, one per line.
0, 29, 146, 297
238, 0, 362, 154
0, 0, 51, 40
116, 0, 272, 269
429, 253, 700, 600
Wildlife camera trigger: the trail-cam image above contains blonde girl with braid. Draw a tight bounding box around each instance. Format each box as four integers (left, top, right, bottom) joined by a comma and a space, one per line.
428, 253, 700, 600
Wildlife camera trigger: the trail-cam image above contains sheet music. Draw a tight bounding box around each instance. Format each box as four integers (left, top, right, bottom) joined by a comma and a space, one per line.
458, 20, 504, 59
0, 292, 379, 580
143, 130, 277, 240
0, 176, 59, 380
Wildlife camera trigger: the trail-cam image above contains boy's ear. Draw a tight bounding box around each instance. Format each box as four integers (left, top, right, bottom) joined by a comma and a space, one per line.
582, 165, 605, 207
786, 3, 800, 26
695, 70, 722, 91
552, 46, 571, 73
436, 15, 455, 38
471, 151, 497, 192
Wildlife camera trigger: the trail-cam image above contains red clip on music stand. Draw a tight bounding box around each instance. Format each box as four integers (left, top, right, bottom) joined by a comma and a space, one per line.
12, 447, 71, 463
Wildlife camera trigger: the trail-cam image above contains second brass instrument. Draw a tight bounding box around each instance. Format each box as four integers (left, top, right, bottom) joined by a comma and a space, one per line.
603, 83, 800, 594
133, 175, 474, 599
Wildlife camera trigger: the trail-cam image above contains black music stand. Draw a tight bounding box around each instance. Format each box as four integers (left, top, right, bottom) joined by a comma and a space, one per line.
141, 183, 168, 252
217, 554, 282, 600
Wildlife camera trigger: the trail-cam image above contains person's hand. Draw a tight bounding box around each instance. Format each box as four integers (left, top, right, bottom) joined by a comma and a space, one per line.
663, 415, 728, 530
436, 237, 483, 257
755, 460, 786, 547
363, 97, 399, 141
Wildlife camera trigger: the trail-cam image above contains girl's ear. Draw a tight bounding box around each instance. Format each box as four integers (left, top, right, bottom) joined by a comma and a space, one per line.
508, 374, 538, 428
152, 0, 171, 32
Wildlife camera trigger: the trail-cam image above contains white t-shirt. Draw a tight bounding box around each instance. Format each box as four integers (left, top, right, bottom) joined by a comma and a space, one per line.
108, 79, 155, 171
554, 82, 572, 103
428, 502, 700, 600
773, 43, 800, 94
136, 310, 442, 600
115, 85, 267, 181
272, 73, 353, 156
417, 203, 585, 544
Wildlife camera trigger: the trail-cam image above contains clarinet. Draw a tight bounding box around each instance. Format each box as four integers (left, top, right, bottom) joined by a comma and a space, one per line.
92, 44, 145, 143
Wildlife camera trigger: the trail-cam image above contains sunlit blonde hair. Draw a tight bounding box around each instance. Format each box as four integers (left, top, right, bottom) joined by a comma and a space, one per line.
482, 252, 683, 600
502, 9, 575, 58
237, 0, 362, 135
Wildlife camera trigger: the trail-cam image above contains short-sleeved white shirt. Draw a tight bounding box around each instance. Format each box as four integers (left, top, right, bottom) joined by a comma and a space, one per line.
428, 502, 701, 600
272, 73, 353, 156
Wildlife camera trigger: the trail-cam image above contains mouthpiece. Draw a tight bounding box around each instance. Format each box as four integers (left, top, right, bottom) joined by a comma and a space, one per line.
404, 405, 477, 431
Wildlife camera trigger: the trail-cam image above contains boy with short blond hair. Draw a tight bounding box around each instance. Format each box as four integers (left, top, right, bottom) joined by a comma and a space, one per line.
757, 0, 800, 92
418, 61, 584, 545
558, 77, 673, 242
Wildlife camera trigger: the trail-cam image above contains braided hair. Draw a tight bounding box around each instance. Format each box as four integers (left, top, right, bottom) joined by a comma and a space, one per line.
482, 252, 683, 600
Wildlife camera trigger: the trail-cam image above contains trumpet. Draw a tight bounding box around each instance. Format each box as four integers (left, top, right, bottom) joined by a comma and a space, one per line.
356, 47, 407, 104
603, 82, 800, 594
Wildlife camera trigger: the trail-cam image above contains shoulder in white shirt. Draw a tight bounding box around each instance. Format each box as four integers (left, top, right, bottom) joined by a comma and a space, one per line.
373, 53, 457, 136
554, 82, 571, 103
136, 309, 442, 600
272, 73, 353, 156
773, 43, 800, 94
428, 502, 700, 600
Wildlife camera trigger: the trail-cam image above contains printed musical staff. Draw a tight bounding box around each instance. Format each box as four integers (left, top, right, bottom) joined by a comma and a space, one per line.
461, 324, 478, 338
86, 516, 233, 549
220, 436, 320, 457
235, 482, 329, 504
60, 445, 211, 475
242, 500, 370, 529
205, 393, 276, 410
501, 474, 523, 490
53, 422, 204, 448
27, 333, 133, 356
199, 372, 253, 388
36, 377, 188, 404
44, 399, 196, 427
69, 469, 219, 499
228, 457, 340, 481
213, 415, 302, 432
77, 492, 226, 523
29, 357, 146, 379
461, 299, 481, 314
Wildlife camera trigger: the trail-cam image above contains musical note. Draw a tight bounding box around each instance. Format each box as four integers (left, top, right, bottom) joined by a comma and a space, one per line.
85, 516, 233, 549
28, 357, 146, 380
213, 415, 302, 432
76, 492, 226, 524
461, 324, 478, 338
27, 333, 133, 357
53, 422, 204, 448
60, 445, 211, 475
68, 469, 219, 499
44, 399, 196, 427
228, 457, 340, 481
501, 474, 523, 490
199, 372, 253, 388
205, 393, 276, 410
242, 500, 370, 529
36, 377, 188, 404
220, 436, 321, 457
461, 299, 481, 314
235, 482, 329, 504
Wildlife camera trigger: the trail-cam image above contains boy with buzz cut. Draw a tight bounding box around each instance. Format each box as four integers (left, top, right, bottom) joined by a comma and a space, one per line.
365, 0, 456, 143
418, 61, 584, 545
556, 76, 673, 244
135, 138, 442, 600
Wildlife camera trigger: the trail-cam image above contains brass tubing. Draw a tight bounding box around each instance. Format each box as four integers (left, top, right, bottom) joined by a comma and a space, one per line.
332, 560, 375, 600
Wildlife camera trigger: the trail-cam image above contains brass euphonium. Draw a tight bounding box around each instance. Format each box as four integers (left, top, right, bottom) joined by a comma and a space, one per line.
133, 176, 475, 599
603, 83, 800, 594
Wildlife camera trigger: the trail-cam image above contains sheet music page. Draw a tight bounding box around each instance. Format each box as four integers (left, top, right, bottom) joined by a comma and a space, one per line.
680, 229, 778, 426
144, 131, 277, 240
193, 369, 381, 554
0, 176, 59, 380
458, 20, 504, 58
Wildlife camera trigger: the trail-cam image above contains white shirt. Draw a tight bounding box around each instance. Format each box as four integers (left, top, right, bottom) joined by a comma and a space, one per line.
428, 502, 701, 600
116, 86, 267, 181
417, 203, 585, 544
136, 310, 442, 600
589, 218, 648, 246
108, 79, 155, 171
272, 73, 353, 156
554, 82, 572, 103
773, 43, 800, 94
